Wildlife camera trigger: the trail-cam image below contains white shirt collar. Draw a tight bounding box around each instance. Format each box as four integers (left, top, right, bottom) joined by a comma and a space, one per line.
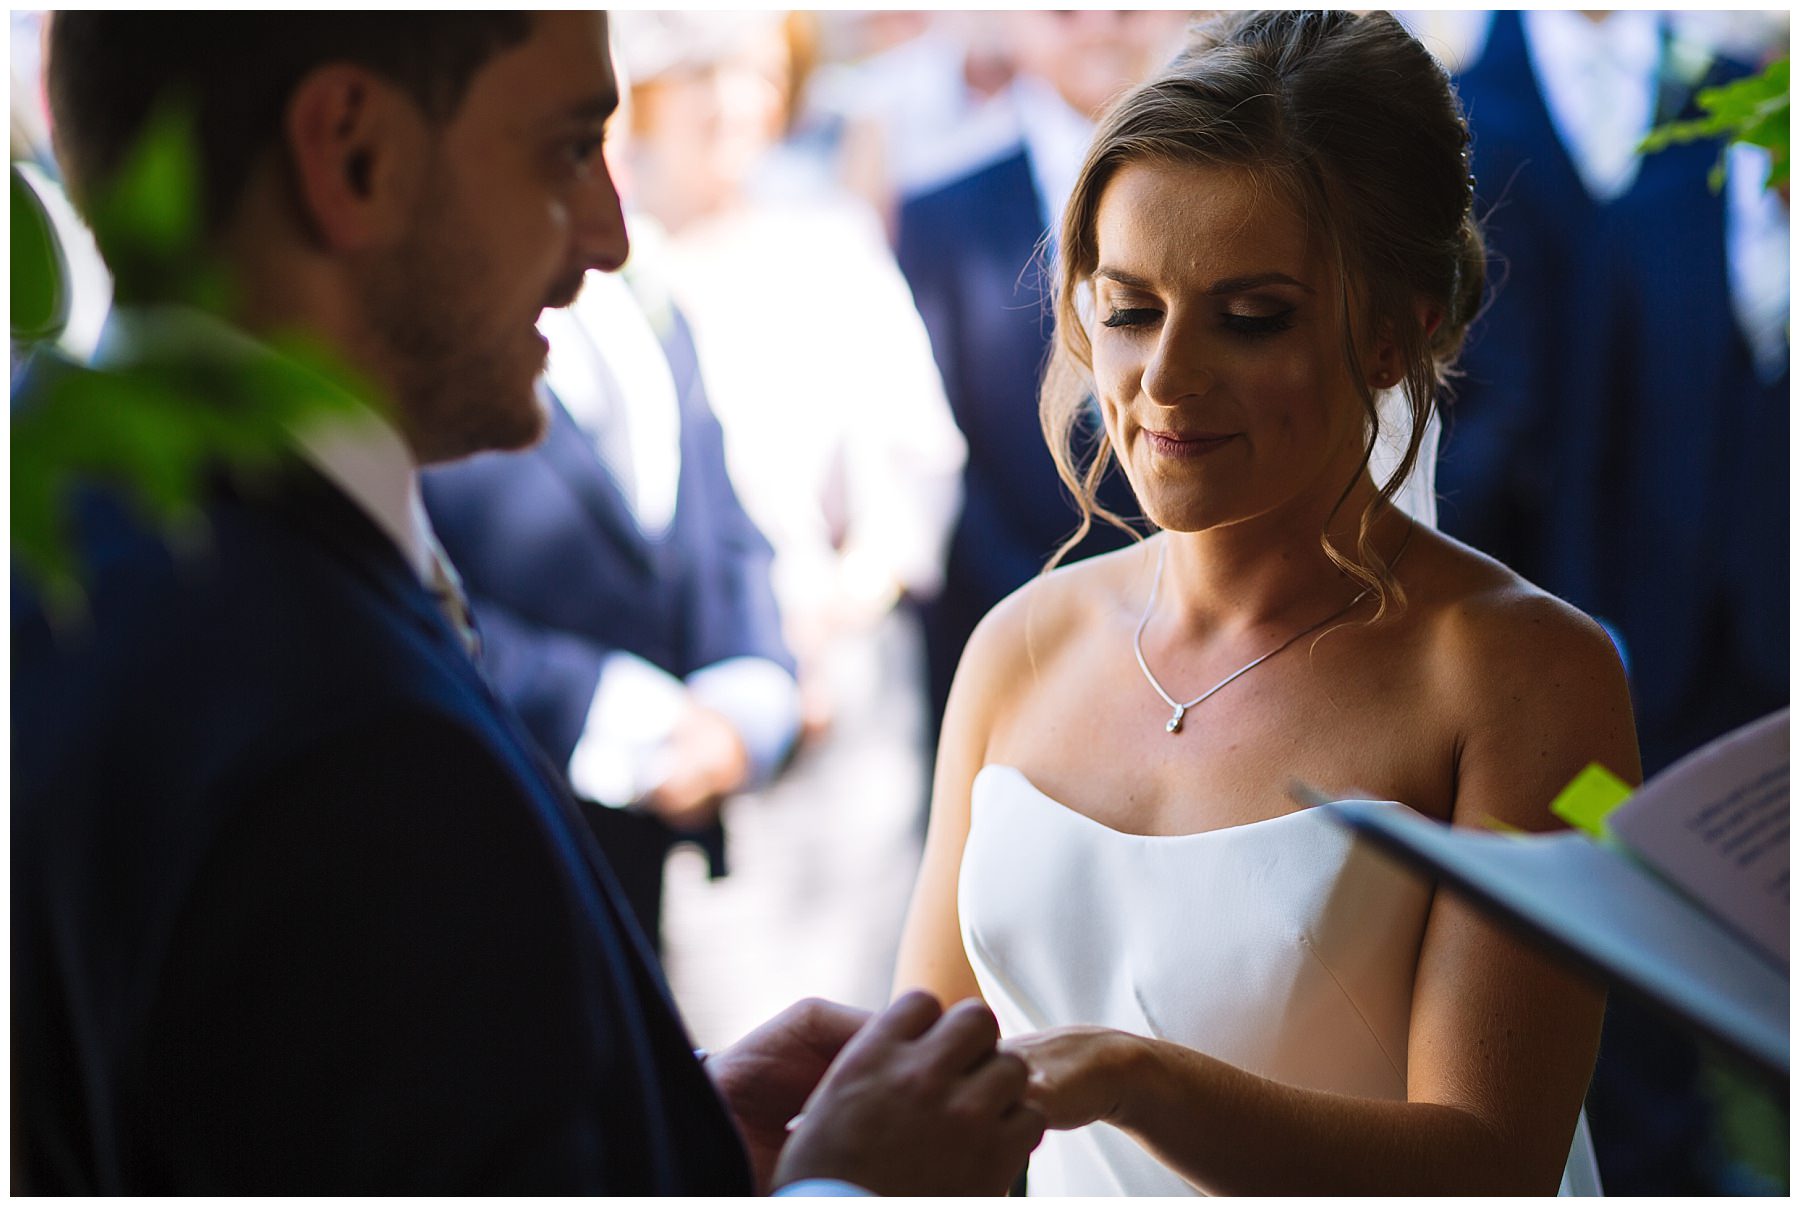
290, 408, 434, 584
1522, 9, 1663, 202
98, 306, 436, 584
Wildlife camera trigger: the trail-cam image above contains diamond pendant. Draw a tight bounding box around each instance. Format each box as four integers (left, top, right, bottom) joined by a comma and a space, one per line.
1166, 704, 1186, 735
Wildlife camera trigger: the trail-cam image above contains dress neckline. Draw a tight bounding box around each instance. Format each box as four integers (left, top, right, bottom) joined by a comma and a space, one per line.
975, 763, 1398, 843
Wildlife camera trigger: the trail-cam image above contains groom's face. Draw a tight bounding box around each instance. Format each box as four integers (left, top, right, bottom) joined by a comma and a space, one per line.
363, 11, 630, 465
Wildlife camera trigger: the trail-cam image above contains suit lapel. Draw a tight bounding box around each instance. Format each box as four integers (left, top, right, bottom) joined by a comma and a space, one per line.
1489, 11, 1599, 221
273, 460, 676, 998
471, 651, 752, 1190
537, 393, 657, 578
286, 458, 738, 1183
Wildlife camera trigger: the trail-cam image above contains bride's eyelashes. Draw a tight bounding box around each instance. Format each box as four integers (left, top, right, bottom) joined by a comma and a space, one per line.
1220, 308, 1295, 337
1099, 305, 1298, 338
1101, 307, 1160, 329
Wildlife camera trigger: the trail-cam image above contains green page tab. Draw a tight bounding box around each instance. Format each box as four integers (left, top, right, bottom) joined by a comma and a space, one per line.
1551, 763, 1634, 838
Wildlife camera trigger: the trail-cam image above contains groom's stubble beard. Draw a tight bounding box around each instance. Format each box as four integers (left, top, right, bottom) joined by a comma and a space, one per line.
356, 152, 583, 466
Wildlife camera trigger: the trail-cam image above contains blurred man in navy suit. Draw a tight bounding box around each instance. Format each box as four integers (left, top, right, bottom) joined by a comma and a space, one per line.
425, 269, 801, 950
13, 11, 1042, 1194
1445, 8, 1786, 777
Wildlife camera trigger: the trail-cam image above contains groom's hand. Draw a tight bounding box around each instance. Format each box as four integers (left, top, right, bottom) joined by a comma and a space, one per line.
773, 992, 1045, 1196
704, 997, 870, 1193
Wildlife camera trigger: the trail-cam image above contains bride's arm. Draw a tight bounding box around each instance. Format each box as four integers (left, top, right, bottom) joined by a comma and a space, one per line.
892, 593, 1035, 1007
1009, 590, 1637, 1194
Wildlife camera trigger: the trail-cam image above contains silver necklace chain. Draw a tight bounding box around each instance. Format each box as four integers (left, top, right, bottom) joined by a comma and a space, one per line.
1132, 542, 1368, 735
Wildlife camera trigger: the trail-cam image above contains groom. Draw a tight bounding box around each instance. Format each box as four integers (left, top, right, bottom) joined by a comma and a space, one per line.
13, 12, 1041, 1194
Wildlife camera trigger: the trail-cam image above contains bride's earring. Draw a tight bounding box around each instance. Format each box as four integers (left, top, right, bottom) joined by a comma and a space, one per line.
1363, 323, 1405, 392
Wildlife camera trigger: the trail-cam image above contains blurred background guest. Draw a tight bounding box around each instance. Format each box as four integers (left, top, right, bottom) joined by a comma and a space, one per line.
609, 10, 966, 1046
803, 11, 1023, 235
423, 263, 801, 955
1416, 8, 1788, 778
892, 10, 1187, 732
1400, 8, 1789, 1195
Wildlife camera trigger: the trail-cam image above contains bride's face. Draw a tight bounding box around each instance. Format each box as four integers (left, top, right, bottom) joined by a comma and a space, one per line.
1089, 159, 1385, 535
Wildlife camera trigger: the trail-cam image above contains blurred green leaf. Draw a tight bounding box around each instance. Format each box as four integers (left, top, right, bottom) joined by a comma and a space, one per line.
261, 331, 392, 422
13, 98, 405, 609
11, 168, 69, 343
1765, 148, 1789, 191
92, 97, 202, 292
1640, 57, 1789, 193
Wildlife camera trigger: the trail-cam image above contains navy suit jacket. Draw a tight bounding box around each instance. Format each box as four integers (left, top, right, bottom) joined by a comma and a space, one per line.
422, 309, 792, 774
1565, 158, 1788, 773
1446, 11, 1783, 772
896, 148, 1140, 719
13, 437, 752, 1192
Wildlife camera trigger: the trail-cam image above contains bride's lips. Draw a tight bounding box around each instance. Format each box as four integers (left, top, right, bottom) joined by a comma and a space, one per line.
1143, 429, 1237, 459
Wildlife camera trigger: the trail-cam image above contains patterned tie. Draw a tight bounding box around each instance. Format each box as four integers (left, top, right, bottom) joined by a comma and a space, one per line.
424, 536, 482, 661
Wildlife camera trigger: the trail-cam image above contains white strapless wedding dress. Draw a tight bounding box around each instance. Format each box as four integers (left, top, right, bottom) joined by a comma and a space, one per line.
959, 765, 1602, 1196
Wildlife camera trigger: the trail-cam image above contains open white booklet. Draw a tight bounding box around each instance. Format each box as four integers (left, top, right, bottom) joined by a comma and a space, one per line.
1321, 710, 1789, 1076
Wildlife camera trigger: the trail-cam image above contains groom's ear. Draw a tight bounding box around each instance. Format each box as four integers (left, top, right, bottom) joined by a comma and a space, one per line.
283, 62, 431, 252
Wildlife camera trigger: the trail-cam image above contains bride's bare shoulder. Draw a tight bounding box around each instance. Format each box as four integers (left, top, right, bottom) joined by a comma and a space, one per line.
1404, 527, 1632, 729
1406, 529, 1597, 637
948, 540, 1156, 723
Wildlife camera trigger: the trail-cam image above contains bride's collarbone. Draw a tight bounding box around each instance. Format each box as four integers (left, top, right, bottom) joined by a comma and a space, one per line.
999, 633, 1416, 748
986, 650, 1452, 836
991, 715, 1303, 838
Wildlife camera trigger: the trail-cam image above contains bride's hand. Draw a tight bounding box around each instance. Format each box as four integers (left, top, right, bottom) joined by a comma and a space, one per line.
1002, 1025, 1146, 1130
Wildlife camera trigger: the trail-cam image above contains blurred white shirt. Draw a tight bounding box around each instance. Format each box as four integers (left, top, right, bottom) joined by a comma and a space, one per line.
539, 274, 801, 803
1523, 8, 1661, 203
654, 198, 965, 630
540, 272, 681, 537
1724, 144, 1790, 384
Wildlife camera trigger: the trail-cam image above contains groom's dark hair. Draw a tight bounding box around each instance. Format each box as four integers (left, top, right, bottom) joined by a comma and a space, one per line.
46, 12, 532, 237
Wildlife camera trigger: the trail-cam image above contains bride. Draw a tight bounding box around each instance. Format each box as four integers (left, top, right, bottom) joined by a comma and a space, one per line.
893, 10, 1637, 1196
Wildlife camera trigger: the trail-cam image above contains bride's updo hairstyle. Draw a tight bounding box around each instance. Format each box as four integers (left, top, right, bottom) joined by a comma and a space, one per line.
1043, 10, 1484, 618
